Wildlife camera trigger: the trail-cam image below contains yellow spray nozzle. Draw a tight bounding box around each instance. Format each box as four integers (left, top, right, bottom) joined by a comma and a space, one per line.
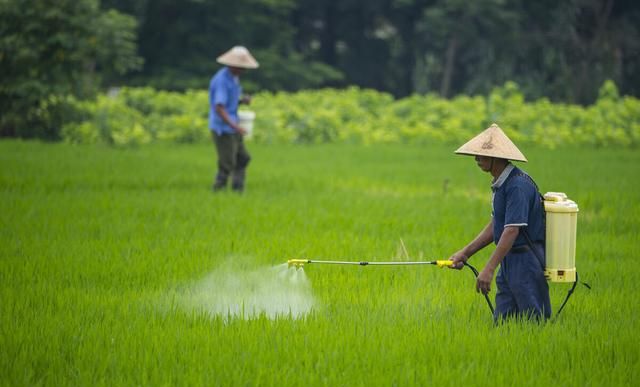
288, 259, 308, 269
436, 260, 454, 268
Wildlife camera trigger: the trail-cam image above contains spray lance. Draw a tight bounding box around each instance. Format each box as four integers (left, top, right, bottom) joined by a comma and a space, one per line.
287, 258, 495, 315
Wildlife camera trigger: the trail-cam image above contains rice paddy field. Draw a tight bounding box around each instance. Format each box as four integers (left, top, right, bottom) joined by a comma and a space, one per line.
1, 140, 639, 386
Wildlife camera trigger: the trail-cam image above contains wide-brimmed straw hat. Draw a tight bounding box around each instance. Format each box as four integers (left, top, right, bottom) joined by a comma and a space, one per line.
455, 123, 527, 162
216, 46, 259, 69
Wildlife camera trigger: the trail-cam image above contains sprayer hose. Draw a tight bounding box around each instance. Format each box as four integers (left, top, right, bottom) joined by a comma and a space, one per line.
463, 262, 495, 315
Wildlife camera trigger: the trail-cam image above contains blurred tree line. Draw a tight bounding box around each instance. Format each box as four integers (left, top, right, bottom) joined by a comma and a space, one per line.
1, 0, 639, 138
104, 0, 639, 102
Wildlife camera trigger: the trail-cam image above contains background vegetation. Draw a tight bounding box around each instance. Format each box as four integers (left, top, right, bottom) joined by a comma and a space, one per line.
2, 0, 640, 140
60, 81, 639, 147
101, 0, 640, 103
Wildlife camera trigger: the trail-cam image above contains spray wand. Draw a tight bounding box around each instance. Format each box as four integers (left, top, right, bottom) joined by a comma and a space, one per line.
287, 258, 495, 315
287, 259, 453, 268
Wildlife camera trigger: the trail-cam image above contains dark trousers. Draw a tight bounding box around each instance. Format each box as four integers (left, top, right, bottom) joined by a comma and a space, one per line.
494, 244, 551, 322
212, 131, 251, 191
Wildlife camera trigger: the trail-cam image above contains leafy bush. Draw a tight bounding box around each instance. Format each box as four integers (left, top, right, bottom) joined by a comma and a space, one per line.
0, 0, 142, 139
61, 81, 639, 147
62, 94, 150, 146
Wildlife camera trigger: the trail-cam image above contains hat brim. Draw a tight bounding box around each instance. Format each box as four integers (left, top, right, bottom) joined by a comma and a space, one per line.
454, 124, 527, 162
217, 58, 259, 69
216, 46, 259, 69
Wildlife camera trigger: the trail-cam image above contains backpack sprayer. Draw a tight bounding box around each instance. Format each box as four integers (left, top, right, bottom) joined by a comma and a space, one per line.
541, 192, 590, 317
543, 192, 578, 282
286, 191, 589, 320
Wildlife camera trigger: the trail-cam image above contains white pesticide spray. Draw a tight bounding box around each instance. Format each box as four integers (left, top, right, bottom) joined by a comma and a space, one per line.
177, 262, 315, 320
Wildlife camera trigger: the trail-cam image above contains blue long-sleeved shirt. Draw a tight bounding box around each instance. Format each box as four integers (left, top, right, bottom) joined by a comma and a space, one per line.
209, 67, 241, 135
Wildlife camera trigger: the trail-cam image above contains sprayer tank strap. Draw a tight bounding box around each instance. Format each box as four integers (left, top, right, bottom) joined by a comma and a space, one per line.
521, 230, 545, 270
504, 170, 546, 269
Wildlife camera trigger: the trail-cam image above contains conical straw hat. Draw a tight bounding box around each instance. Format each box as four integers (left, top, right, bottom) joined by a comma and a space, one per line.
216, 46, 259, 69
455, 123, 527, 162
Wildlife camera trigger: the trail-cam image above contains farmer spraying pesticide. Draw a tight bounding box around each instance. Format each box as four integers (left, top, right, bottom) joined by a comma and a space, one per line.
286, 123, 587, 320
449, 124, 551, 322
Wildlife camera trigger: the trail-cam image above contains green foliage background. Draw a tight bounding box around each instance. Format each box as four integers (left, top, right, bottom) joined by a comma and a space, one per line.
3, 0, 640, 141
102, 0, 640, 102
0, 0, 142, 138
61, 81, 640, 148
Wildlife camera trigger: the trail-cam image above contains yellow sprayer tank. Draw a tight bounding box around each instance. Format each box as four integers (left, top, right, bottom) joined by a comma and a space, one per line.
544, 192, 578, 282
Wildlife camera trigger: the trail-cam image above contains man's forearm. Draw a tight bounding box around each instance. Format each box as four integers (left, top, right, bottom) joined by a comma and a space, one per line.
215, 105, 239, 131
485, 226, 519, 271
462, 221, 494, 258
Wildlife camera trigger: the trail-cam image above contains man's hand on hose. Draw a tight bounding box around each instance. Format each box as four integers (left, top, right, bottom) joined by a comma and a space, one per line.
476, 266, 495, 295
448, 251, 468, 270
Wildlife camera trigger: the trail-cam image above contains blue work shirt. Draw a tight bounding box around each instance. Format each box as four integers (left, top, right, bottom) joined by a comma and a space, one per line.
209, 67, 241, 135
491, 164, 545, 247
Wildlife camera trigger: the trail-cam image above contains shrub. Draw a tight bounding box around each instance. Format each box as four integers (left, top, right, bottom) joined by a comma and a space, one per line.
60, 81, 639, 148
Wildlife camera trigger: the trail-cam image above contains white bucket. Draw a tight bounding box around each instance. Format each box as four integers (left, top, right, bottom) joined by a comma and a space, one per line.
238, 110, 256, 138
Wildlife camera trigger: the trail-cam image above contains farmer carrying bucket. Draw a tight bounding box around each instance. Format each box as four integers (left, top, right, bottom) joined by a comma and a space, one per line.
209, 46, 259, 193
448, 123, 551, 323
